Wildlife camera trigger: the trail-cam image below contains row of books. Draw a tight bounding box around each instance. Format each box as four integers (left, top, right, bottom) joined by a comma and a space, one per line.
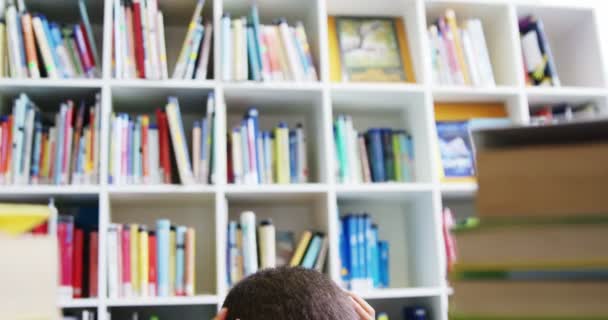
0, 93, 101, 186
530, 102, 600, 125
339, 214, 389, 289
334, 116, 415, 184
226, 211, 328, 286
56, 211, 99, 299
62, 310, 95, 320
112, 0, 212, 80
227, 109, 308, 185
106, 220, 196, 298
519, 15, 559, 87
221, 5, 317, 82
428, 10, 495, 87
1, 0, 99, 79
109, 94, 216, 185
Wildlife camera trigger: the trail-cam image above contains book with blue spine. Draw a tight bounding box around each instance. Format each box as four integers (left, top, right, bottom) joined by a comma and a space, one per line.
31, 115, 43, 182
366, 128, 385, 182
156, 219, 170, 297
249, 4, 264, 78
339, 217, 350, 283
370, 224, 380, 287
40, 17, 63, 78
379, 240, 389, 288
300, 233, 324, 268
175, 226, 186, 295
246, 24, 261, 81
357, 215, 366, 278
346, 214, 359, 279
364, 214, 374, 280
221, 13, 232, 81
381, 129, 394, 181
289, 129, 297, 183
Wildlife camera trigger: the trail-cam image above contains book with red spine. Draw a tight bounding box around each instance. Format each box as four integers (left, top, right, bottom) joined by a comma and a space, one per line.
31, 221, 48, 235
132, 0, 145, 78
79, 22, 96, 69
74, 24, 94, 77
58, 216, 74, 299
148, 231, 157, 296
121, 225, 132, 296
89, 231, 98, 297
73, 228, 84, 298
156, 109, 172, 183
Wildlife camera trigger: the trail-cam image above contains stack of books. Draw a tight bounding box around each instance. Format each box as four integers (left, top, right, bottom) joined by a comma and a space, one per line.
221, 4, 317, 82
428, 10, 495, 87
227, 109, 308, 185
339, 214, 389, 290
226, 211, 328, 286
106, 219, 196, 298
334, 116, 414, 184
0, 0, 99, 79
519, 15, 559, 86
0, 93, 102, 186
112, 0, 212, 80
449, 122, 608, 319
109, 93, 216, 185
530, 102, 600, 125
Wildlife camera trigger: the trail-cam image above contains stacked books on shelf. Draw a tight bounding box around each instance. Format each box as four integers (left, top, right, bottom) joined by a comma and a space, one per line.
227, 211, 328, 286
334, 115, 414, 184
327, 16, 415, 83
221, 4, 317, 82
227, 109, 308, 185
62, 310, 95, 320
427, 10, 495, 87
106, 219, 196, 298
449, 122, 608, 319
112, 0, 212, 80
0, 0, 99, 79
435, 102, 510, 182
530, 102, 601, 125
109, 93, 216, 185
56, 207, 100, 300
0, 93, 101, 186
339, 214, 389, 290
519, 15, 559, 87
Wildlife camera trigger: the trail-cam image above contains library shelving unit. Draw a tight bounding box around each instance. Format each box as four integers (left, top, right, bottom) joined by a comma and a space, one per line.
2, 0, 607, 319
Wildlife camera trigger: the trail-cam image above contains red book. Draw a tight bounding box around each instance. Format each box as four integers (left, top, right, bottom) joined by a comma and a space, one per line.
79, 22, 96, 68
58, 216, 74, 299
155, 109, 172, 183
121, 225, 131, 296
88, 231, 98, 297
31, 221, 48, 235
132, 0, 145, 78
148, 231, 157, 296
73, 228, 84, 298
0, 119, 8, 175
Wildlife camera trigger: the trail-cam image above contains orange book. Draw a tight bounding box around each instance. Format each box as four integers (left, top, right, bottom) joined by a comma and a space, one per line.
434, 102, 507, 121
21, 13, 40, 78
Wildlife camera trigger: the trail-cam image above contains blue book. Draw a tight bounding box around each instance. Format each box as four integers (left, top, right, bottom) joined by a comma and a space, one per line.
404, 307, 428, 320
346, 215, 359, 279
300, 233, 323, 269
240, 121, 250, 181
15, 12, 27, 76
175, 226, 186, 295
31, 115, 43, 180
436, 121, 475, 177
77, 135, 85, 178
200, 117, 208, 164
381, 129, 394, 181
54, 104, 66, 185
249, 5, 263, 77
366, 129, 385, 182
357, 215, 366, 279
397, 131, 412, 182
378, 240, 389, 288
246, 108, 261, 183
221, 14, 232, 81
370, 225, 380, 287
339, 217, 350, 283
227, 222, 237, 285
156, 219, 171, 297
50, 23, 70, 78
289, 130, 297, 183
40, 17, 63, 78
246, 25, 261, 81
364, 215, 374, 281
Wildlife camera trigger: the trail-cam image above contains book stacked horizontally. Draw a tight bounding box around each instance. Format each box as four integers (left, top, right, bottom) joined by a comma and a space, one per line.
449, 121, 608, 320
0, 93, 102, 186
109, 93, 216, 185
106, 220, 197, 298
339, 214, 389, 290
334, 115, 415, 184
428, 9, 495, 87
112, 0, 212, 80
226, 211, 328, 287
0, 0, 99, 79
221, 4, 317, 82
227, 109, 308, 185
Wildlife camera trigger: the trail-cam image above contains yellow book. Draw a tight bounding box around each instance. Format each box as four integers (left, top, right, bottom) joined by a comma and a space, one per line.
327, 16, 342, 82
130, 224, 139, 295
445, 9, 470, 85
165, 102, 194, 184
0, 203, 50, 235
235, 226, 244, 282
84, 128, 92, 177
394, 18, 416, 83
138, 227, 148, 296
289, 231, 312, 267
169, 227, 176, 295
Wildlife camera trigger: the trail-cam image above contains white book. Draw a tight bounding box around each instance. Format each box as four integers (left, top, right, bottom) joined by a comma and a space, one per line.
146, 0, 160, 80
466, 19, 495, 87
204, 94, 215, 184
195, 23, 213, 80
6, 5, 24, 78
231, 129, 243, 184
139, 0, 151, 79
296, 124, 307, 183
31, 16, 58, 79
21, 108, 35, 185
428, 28, 441, 86
113, 0, 122, 78
113, 115, 122, 184
345, 117, 360, 183
430, 25, 452, 86
148, 127, 160, 184
241, 17, 248, 81
55, 37, 76, 78
461, 28, 481, 87
233, 19, 243, 81
166, 99, 195, 185
184, 22, 204, 80
278, 21, 304, 81
157, 12, 169, 79
107, 224, 119, 299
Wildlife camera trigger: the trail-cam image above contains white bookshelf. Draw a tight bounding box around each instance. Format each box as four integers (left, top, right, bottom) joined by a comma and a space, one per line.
1, 0, 607, 319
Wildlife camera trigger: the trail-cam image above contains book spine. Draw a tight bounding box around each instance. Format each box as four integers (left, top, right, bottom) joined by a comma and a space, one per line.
89, 231, 98, 297
258, 220, 276, 269
392, 133, 402, 182
221, 14, 232, 81
263, 131, 273, 184
73, 228, 84, 298
378, 241, 389, 288
156, 219, 170, 297
195, 22, 213, 80
289, 230, 312, 267
339, 218, 350, 284
148, 231, 157, 296
335, 116, 349, 183
184, 22, 204, 80
107, 224, 119, 298
300, 234, 323, 269
357, 215, 366, 279
120, 226, 132, 296
247, 24, 261, 81
21, 13, 40, 78
132, 0, 145, 78
461, 28, 481, 86
367, 129, 385, 182
289, 130, 297, 183
445, 10, 470, 85
278, 19, 303, 81
240, 211, 258, 276
370, 225, 379, 287
231, 128, 242, 184
172, 0, 204, 79
78, 0, 100, 68
168, 226, 175, 296
175, 226, 186, 296
156, 11, 168, 79
437, 17, 464, 85
129, 224, 139, 296
185, 227, 195, 296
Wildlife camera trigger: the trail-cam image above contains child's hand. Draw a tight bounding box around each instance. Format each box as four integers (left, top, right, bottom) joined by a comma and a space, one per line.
348, 292, 375, 320
212, 308, 229, 320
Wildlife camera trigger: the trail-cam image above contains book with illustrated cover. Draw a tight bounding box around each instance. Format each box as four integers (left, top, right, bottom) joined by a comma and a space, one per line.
328, 16, 415, 83
437, 121, 475, 179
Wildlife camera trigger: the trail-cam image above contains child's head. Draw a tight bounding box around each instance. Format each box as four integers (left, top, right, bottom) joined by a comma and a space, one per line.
221, 267, 360, 320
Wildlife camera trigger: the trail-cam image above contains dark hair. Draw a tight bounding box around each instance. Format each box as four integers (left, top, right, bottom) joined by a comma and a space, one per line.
222, 267, 358, 320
